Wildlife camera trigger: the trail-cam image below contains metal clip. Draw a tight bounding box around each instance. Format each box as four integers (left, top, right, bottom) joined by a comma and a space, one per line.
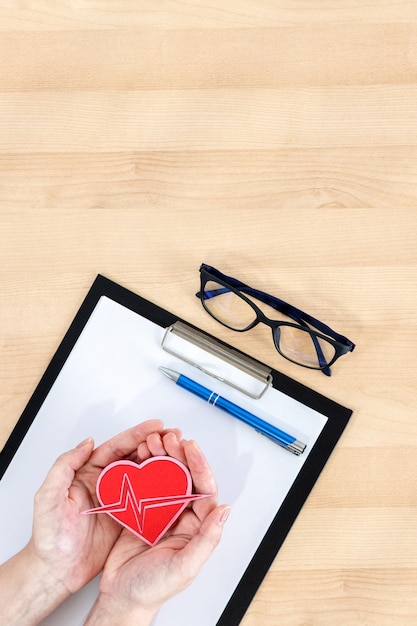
161, 321, 272, 399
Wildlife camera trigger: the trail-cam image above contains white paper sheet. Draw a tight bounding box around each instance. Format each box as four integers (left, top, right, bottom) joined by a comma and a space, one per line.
0, 296, 327, 625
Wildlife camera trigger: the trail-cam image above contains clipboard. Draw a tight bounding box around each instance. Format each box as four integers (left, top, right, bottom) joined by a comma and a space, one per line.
0, 275, 353, 626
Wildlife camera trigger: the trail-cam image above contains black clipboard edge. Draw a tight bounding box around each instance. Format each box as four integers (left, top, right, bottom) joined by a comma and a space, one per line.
0, 274, 353, 626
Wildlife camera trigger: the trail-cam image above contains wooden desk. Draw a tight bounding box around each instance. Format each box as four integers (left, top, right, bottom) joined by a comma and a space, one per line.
1, 3, 416, 624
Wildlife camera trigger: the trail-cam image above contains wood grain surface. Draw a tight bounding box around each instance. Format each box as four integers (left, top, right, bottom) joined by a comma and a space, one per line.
1, 2, 416, 624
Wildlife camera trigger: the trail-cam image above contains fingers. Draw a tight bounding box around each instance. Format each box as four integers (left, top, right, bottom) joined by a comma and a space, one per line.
137, 430, 186, 464
137, 436, 218, 521
89, 420, 164, 468
162, 432, 187, 464
183, 440, 218, 520
145, 432, 167, 457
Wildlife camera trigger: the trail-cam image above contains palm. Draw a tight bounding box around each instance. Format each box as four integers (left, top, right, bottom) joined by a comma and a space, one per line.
33, 463, 122, 593
100, 509, 203, 606
67, 469, 122, 575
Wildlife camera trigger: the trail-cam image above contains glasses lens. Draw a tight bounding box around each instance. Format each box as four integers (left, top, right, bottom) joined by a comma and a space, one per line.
201, 280, 257, 330
274, 325, 336, 369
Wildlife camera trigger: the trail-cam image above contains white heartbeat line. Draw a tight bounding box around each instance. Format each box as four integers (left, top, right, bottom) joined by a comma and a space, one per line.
82, 473, 210, 534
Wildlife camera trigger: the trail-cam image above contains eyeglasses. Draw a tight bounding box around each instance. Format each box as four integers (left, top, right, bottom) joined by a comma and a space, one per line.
196, 264, 355, 376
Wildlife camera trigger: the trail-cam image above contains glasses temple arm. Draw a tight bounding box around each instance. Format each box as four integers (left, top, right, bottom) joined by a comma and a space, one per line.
197, 287, 230, 300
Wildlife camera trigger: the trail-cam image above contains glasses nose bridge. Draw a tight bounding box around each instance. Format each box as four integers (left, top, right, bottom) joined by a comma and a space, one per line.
254, 306, 280, 332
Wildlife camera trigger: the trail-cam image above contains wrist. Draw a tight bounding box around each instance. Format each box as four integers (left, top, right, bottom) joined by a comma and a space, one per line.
85, 592, 157, 626
26, 538, 72, 605
0, 542, 70, 625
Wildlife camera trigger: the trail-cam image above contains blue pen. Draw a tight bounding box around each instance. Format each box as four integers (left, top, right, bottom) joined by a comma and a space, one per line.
159, 367, 306, 456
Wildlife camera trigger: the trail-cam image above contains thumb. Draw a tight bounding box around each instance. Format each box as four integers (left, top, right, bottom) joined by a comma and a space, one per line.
38, 438, 94, 498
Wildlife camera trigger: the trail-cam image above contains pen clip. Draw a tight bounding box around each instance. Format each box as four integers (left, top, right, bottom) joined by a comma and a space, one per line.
161, 321, 272, 399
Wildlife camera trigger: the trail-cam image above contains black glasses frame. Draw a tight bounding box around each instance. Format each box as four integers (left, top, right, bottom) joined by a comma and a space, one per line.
197, 264, 355, 376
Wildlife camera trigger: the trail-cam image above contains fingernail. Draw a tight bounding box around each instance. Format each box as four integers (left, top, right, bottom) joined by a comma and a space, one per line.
219, 506, 232, 526
76, 437, 93, 448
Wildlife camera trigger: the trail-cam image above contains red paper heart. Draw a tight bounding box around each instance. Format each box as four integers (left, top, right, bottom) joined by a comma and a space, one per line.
83, 456, 207, 546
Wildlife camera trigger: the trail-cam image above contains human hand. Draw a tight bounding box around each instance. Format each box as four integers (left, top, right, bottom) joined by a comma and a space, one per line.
85, 432, 230, 625
30, 420, 179, 593
20, 420, 180, 620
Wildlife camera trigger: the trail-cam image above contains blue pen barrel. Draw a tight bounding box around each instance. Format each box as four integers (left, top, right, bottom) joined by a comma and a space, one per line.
177, 374, 296, 447
177, 375, 214, 402
214, 397, 296, 445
